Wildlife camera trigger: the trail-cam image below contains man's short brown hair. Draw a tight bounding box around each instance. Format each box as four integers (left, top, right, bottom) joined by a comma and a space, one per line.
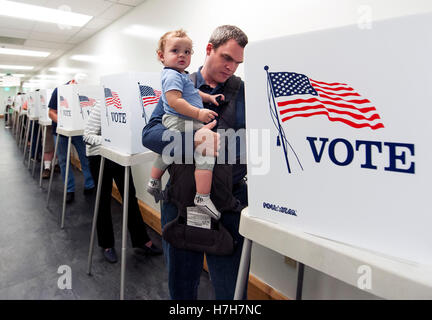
209, 25, 248, 50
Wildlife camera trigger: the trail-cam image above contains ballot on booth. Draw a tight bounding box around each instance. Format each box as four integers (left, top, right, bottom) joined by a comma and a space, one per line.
38, 89, 53, 123
57, 84, 103, 131
244, 13, 432, 265
100, 72, 161, 154
27, 91, 39, 119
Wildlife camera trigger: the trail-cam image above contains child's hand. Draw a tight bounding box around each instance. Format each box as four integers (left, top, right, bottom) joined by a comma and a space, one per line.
198, 108, 218, 123
209, 94, 225, 106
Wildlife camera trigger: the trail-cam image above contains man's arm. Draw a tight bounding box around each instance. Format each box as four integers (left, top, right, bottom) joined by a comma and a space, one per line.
48, 88, 58, 123
142, 99, 172, 155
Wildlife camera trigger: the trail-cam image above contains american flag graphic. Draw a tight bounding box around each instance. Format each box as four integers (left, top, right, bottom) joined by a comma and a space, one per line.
59, 95, 68, 108
78, 95, 96, 108
139, 84, 161, 107
104, 88, 122, 109
268, 72, 384, 130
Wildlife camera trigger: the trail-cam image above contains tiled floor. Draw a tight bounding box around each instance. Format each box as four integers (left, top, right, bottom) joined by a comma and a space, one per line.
0, 119, 214, 300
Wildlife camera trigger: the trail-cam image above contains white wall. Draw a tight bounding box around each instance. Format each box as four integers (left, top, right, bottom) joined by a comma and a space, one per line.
30, 0, 432, 299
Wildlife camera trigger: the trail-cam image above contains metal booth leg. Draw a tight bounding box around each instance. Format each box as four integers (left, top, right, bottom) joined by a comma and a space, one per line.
46, 133, 59, 206
296, 263, 305, 300
234, 238, 252, 300
120, 166, 130, 300
87, 156, 105, 275
28, 120, 36, 169
39, 125, 47, 187
60, 136, 72, 229
32, 123, 41, 175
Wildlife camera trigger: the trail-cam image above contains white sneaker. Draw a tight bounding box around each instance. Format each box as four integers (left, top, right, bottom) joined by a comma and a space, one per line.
194, 194, 221, 220
147, 179, 164, 203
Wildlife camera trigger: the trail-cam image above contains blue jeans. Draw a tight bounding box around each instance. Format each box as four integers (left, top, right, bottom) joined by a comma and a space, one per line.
54, 134, 94, 193
161, 180, 248, 300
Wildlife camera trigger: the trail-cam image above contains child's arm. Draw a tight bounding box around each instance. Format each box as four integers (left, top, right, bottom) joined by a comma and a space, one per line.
199, 92, 225, 106
166, 90, 218, 123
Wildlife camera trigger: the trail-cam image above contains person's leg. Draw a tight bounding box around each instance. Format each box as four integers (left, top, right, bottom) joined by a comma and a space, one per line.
89, 156, 115, 249
205, 181, 248, 300
71, 136, 94, 190
161, 200, 205, 300
55, 134, 75, 193
43, 126, 54, 169
30, 122, 41, 159
111, 163, 151, 247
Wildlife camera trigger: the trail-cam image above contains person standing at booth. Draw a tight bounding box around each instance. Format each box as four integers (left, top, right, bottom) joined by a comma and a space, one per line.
48, 80, 95, 203
142, 25, 249, 300
84, 100, 162, 263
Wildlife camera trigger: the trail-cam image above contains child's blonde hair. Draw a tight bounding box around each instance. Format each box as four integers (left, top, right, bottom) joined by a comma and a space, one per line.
157, 29, 191, 55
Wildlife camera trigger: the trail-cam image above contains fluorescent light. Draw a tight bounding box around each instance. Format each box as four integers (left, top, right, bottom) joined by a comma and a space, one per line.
0, 73, 26, 77
0, 64, 34, 70
123, 24, 165, 40
0, 0, 93, 27
70, 54, 123, 64
0, 47, 50, 57
49, 67, 80, 73
36, 74, 61, 79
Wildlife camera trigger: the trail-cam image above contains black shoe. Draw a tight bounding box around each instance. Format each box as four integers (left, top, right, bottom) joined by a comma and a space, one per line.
66, 192, 75, 204
42, 169, 50, 179
54, 164, 60, 173
103, 248, 118, 263
83, 186, 95, 195
135, 243, 163, 256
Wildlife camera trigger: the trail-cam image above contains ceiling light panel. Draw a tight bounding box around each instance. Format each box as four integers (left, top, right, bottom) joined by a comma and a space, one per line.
0, 0, 93, 27
0, 64, 34, 70
0, 47, 50, 57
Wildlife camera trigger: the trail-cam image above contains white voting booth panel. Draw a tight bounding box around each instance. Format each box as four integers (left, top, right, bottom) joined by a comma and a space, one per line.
27, 91, 39, 118
57, 84, 103, 131
38, 89, 53, 122
14, 95, 22, 112
100, 72, 161, 154
245, 13, 432, 265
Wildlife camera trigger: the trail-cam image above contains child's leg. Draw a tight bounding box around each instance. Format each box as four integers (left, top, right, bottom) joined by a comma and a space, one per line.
195, 169, 212, 194
147, 155, 168, 203
193, 155, 220, 220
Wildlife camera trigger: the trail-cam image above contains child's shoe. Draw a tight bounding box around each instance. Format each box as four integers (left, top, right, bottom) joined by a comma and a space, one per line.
147, 178, 164, 203
194, 193, 221, 220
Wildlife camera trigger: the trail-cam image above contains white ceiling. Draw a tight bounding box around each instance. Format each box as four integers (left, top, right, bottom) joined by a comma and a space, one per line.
0, 0, 145, 79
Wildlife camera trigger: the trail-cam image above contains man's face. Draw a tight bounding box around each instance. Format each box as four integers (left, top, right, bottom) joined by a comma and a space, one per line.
206, 39, 244, 84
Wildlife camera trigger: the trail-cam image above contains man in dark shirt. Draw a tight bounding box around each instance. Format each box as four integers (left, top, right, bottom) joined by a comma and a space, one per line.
142, 25, 248, 299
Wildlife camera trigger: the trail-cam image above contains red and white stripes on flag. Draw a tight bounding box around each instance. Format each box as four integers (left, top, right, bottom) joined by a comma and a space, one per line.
268, 72, 384, 130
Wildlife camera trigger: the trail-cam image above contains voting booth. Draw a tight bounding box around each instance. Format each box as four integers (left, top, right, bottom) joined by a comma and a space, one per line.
100, 72, 161, 154
38, 89, 53, 122
244, 13, 432, 265
14, 94, 22, 112
57, 84, 103, 131
27, 91, 39, 118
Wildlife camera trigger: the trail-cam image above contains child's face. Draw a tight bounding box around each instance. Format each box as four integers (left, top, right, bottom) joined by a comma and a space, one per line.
159, 36, 193, 72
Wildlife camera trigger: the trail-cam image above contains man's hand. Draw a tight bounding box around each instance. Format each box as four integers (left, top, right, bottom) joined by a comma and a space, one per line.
197, 108, 218, 123
206, 94, 225, 106
194, 120, 220, 157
